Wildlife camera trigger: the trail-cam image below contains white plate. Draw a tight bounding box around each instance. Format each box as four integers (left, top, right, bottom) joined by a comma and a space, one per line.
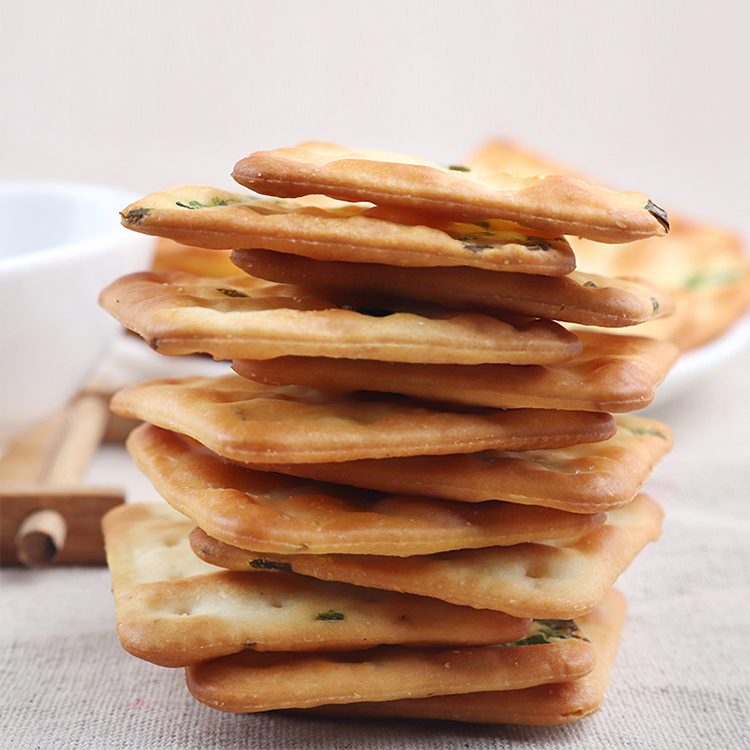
647, 313, 750, 408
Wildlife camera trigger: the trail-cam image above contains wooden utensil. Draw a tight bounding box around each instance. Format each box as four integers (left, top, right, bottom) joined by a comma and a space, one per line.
0, 387, 125, 567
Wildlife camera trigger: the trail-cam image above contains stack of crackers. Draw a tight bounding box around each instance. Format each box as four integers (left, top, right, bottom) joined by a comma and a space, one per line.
462, 141, 750, 353
100, 142, 683, 725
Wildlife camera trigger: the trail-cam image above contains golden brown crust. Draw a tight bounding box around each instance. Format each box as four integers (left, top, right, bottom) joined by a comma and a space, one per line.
102, 503, 532, 667
234, 331, 680, 413
185, 635, 595, 713
151, 237, 237, 277
246, 415, 672, 513
231, 248, 675, 327
99, 270, 583, 365
110, 373, 617, 464
232, 143, 668, 243
121, 184, 576, 275
466, 140, 750, 350
301, 588, 626, 725
572, 218, 750, 351
191, 494, 662, 619
127, 423, 606, 555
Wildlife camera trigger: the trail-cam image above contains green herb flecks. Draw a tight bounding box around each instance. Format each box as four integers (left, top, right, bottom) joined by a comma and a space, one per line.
175, 196, 238, 210
518, 237, 552, 252
122, 207, 152, 224
628, 426, 668, 440
460, 232, 552, 253
461, 231, 494, 241
216, 287, 250, 298
504, 619, 588, 646
447, 165, 470, 172
315, 610, 345, 621
460, 230, 496, 253
645, 200, 670, 232
684, 268, 743, 290
250, 559, 293, 572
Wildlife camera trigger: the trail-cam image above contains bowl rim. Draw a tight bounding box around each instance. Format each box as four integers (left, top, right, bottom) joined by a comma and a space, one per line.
0, 179, 140, 272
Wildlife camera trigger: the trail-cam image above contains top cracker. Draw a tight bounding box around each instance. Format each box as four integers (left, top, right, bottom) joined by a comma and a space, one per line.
232, 142, 669, 244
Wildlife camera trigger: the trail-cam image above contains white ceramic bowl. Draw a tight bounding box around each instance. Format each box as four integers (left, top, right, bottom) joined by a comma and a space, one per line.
0, 181, 154, 441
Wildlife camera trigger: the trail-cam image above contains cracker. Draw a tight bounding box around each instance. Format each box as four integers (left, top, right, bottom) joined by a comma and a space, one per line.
465, 139, 595, 181
302, 588, 626, 725
466, 140, 750, 351
185, 619, 595, 713
151, 237, 237, 278
121, 184, 576, 275
99, 270, 583, 365
191, 493, 662, 619
571, 218, 750, 351
247, 415, 672, 513
231, 248, 675, 327
102, 503, 531, 667
110, 374, 617, 464
234, 331, 679, 414
231, 142, 669, 243
127, 423, 606, 556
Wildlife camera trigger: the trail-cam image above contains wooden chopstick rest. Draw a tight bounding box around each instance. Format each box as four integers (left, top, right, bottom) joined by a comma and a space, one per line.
0, 387, 125, 567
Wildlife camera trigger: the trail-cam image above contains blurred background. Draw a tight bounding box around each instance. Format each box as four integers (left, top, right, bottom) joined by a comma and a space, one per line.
2, 0, 749, 238
2, 6, 749, 743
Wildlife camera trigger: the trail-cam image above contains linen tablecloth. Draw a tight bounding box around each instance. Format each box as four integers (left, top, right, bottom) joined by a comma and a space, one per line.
2, 335, 749, 750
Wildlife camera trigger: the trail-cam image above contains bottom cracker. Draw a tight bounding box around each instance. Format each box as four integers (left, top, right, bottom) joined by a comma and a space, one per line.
299, 587, 626, 725
185, 616, 596, 713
